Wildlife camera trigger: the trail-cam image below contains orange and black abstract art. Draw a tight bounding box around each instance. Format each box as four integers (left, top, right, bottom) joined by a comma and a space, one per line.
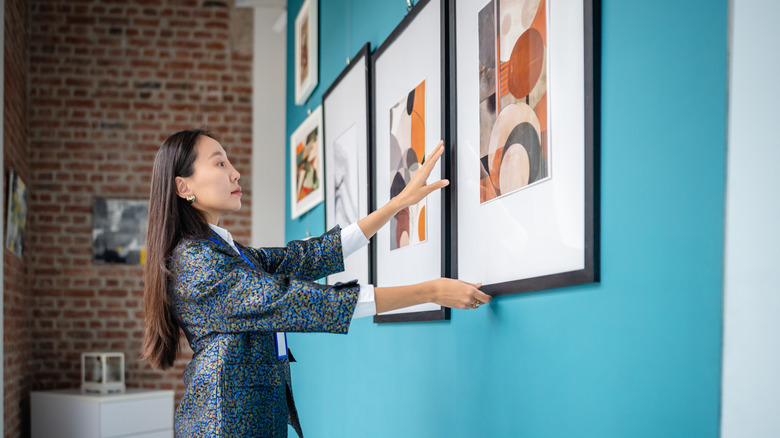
478, 0, 549, 203
389, 80, 427, 250
295, 126, 320, 202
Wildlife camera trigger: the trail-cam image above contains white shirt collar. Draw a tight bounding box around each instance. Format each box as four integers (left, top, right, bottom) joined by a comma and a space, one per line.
208, 223, 239, 254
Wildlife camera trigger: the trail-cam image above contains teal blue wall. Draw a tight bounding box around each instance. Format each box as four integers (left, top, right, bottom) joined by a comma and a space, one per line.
284, 0, 727, 436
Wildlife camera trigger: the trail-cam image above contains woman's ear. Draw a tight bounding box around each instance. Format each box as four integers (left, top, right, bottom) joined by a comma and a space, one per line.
175, 176, 192, 199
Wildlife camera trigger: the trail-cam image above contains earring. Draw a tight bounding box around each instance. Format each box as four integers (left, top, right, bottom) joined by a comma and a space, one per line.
186, 195, 195, 204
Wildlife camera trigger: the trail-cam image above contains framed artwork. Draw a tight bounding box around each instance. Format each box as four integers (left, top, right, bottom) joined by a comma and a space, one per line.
372, 0, 450, 322
294, 0, 319, 105
323, 43, 372, 286
449, 0, 598, 296
5, 170, 28, 258
92, 199, 148, 265
290, 106, 325, 219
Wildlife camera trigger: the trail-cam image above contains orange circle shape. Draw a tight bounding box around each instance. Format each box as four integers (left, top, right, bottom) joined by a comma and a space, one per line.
507, 28, 545, 100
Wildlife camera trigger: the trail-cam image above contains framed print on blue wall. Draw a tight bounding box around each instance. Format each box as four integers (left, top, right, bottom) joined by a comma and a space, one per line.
294, 0, 318, 105
449, 0, 598, 296
323, 43, 372, 286
372, 0, 450, 322
290, 106, 325, 219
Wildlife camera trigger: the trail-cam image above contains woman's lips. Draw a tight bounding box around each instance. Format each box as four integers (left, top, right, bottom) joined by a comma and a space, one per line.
232, 187, 242, 195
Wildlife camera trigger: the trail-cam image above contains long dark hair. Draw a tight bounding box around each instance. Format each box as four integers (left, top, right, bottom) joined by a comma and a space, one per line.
142, 129, 214, 369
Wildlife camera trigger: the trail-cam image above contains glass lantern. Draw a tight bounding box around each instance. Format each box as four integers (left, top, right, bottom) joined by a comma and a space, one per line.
81, 352, 125, 394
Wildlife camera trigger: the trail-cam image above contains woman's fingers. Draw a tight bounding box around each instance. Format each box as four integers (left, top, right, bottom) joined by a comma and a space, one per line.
412, 141, 444, 181
399, 142, 447, 206
469, 284, 491, 304
474, 290, 492, 304
453, 280, 491, 309
426, 141, 445, 167
423, 179, 449, 196
428, 278, 492, 310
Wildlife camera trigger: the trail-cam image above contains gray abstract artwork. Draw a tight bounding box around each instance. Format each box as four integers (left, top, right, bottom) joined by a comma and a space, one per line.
92, 199, 148, 265
332, 124, 360, 227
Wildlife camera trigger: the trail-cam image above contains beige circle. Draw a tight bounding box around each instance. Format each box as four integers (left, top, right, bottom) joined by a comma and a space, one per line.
498, 143, 530, 193
399, 230, 410, 248
486, 102, 541, 174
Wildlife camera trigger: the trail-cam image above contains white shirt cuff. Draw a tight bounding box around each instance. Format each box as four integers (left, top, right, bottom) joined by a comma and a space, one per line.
352, 284, 376, 319
340, 222, 369, 259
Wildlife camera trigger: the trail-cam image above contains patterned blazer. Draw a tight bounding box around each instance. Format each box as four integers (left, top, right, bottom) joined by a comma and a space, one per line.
169, 226, 360, 437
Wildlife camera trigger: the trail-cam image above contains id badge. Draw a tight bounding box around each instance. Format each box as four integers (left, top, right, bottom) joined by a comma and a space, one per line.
275, 332, 288, 360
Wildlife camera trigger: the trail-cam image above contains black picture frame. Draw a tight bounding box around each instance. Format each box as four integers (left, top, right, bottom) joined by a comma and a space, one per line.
448, 0, 599, 297
322, 43, 373, 286
371, 0, 451, 322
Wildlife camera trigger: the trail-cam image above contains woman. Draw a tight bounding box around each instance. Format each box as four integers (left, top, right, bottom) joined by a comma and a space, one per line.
142, 129, 490, 437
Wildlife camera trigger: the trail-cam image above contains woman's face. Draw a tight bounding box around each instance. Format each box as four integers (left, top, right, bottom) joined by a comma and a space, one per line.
176, 136, 242, 225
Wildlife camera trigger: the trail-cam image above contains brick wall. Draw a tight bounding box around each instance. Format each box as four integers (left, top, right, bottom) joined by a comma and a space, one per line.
22, 0, 253, 417
4, 0, 32, 435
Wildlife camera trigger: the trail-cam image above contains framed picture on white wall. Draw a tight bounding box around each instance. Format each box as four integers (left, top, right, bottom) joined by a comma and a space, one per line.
449, 0, 598, 296
92, 199, 148, 265
5, 170, 27, 258
294, 0, 318, 105
323, 43, 372, 286
371, 0, 451, 323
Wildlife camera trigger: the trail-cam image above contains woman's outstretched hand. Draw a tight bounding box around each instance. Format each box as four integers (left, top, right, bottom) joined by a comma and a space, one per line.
357, 141, 448, 240
393, 141, 448, 209
374, 278, 491, 314
426, 278, 491, 309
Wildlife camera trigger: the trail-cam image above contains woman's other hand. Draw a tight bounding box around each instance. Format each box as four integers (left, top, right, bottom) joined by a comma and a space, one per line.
374, 278, 491, 314
427, 278, 491, 310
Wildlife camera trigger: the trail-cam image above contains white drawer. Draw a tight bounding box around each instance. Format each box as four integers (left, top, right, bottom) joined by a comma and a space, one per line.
31, 389, 174, 438
101, 395, 174, 437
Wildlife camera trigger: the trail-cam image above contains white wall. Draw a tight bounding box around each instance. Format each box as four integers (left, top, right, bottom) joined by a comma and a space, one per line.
248, 3, 287, 247
721, 0, 780, 436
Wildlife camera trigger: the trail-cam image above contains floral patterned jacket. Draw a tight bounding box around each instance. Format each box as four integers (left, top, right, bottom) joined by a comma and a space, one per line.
169, 226, 360, 437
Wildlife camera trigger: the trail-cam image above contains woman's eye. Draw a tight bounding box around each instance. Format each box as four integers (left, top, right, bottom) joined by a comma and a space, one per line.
218, 162, 225, 167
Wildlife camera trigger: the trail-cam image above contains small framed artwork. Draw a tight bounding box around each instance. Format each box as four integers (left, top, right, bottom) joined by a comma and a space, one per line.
93, 199, 148, 265
323, 43, 372, 286
290, 106, 325, 219
372, 0, 450, 322
450, 0, 598, 296
5, 170, 28, 258
294, 0, 318, 105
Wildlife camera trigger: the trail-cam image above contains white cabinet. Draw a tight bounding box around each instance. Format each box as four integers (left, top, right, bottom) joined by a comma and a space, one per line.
31, 389, 174, 438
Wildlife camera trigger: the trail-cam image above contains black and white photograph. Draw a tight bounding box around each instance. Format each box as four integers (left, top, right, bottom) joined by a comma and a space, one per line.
92, 199, 148, 265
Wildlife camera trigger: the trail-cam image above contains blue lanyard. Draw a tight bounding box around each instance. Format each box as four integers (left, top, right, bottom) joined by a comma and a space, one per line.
209, 236, 288, 360
209, 237, 255, 268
